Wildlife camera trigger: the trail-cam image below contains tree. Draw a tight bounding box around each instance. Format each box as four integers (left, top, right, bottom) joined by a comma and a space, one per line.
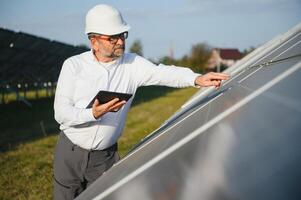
241, 46, 255, 57
159, 56, 175, 65
158, 42, 211, 73
187, 43, 211, 73
129, 39, 143, 56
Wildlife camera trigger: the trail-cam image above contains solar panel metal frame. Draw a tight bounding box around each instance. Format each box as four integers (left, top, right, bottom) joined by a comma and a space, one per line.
75, 22, 301, 200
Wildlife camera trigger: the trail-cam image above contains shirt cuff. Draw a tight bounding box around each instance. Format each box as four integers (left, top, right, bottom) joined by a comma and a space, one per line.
190, 73, 202, 88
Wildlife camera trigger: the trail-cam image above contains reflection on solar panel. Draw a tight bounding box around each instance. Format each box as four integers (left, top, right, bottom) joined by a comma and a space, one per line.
76, 22, 301, 200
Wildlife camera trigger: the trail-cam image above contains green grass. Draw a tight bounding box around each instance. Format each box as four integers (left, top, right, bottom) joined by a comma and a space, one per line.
0, 97, 59, 152
0, 87, 197, 200
0, 88, 55, 104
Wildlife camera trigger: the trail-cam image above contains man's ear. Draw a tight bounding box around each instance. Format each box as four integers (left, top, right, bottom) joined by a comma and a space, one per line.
90, 38, 99, 52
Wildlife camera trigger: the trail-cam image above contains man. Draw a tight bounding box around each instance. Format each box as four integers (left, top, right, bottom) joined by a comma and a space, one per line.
53, 4, 229, 200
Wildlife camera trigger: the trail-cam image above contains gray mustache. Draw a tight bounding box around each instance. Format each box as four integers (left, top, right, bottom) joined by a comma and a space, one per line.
114, 45, 125, 50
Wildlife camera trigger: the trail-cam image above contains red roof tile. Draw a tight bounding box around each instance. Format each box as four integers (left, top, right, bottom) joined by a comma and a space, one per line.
219, 48, 242, 60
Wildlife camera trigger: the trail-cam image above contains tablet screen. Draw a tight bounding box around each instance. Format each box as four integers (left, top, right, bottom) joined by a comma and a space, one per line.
86, 90, 133, 108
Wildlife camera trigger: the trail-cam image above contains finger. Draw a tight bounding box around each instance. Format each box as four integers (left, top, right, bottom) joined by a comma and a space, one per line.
208, 80, 220, 87
212, 80, 219, 86
208, 74, 229, 80
113, 100, 126, 108
105, 98, 120, 107
211, 72, 230, 77
93, 99, 99, 107
112, 104, 124, 112
211, 73, 229, 79
92, 99, 103, 119
109, 100, 126, 111
209, 72, 230, 78
215, 80, 222, 88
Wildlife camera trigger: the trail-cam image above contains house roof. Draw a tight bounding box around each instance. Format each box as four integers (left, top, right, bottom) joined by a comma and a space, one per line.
218, 48, 242, 60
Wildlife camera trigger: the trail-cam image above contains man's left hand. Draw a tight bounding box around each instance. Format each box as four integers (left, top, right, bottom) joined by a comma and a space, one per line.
195, 72, 230, 89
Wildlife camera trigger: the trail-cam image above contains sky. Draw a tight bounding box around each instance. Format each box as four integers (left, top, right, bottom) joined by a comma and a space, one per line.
0, 0, 300, 59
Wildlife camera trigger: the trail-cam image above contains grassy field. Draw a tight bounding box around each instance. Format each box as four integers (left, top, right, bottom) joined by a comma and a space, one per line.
0, 86, 197, 200
0, 88, 55, 104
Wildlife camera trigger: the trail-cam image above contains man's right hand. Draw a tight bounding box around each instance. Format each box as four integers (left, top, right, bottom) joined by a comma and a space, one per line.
92, 98, 126, 119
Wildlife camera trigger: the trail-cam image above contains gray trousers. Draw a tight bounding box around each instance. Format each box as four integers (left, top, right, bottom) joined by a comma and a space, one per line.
53, 132, 119, 200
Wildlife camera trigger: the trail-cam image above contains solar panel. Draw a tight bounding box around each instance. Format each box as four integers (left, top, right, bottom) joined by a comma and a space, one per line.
0, 27, 88, 102
75, 22, 301, 200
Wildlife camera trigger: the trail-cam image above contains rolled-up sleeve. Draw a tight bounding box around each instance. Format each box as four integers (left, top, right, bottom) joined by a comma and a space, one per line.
54, 59, 96, 127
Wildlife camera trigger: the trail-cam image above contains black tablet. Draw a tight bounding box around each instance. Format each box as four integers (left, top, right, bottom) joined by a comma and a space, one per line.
86, 90, 133, 108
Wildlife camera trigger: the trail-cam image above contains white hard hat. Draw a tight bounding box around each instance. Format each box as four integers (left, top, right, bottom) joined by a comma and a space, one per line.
85, 4, 130, 35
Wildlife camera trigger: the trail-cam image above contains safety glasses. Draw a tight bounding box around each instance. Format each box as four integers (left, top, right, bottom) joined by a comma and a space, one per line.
95, 32, 128, 44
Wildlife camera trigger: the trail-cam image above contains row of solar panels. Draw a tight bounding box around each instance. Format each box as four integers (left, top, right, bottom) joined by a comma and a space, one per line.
0, 27, 88, 92
76, 22, 301, 200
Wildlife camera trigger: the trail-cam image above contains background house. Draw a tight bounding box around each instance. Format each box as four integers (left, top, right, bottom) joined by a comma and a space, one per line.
206, 48, 242, 72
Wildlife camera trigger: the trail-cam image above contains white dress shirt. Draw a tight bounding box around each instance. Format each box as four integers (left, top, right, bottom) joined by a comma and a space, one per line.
54, 51, 200, 150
